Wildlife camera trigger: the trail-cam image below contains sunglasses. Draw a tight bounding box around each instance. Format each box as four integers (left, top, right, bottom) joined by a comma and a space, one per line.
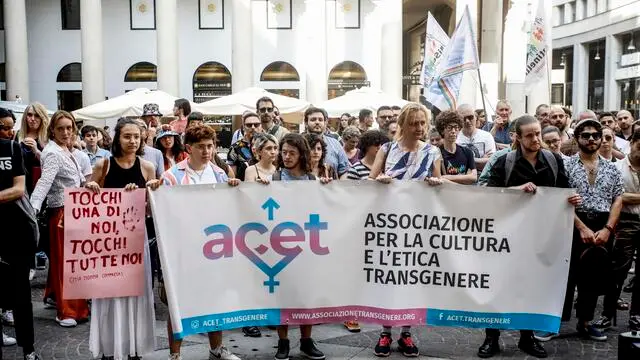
463, 115, 475, 121
259, 107, 274, 114
245, 123, 261, 128
578, 132, 602, 141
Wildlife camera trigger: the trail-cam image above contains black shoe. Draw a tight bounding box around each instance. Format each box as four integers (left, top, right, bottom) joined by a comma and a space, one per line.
592, 315, 612, 330
300, 338, 325, 360
624, 277, 635, 293
275, 339, 290, 360
518, 337, 547, 358
397, 332, 419, 357
242, 326, 261, 337
630, 315, 640, 331
374, 332, 392, 357
477, 336, 500, 358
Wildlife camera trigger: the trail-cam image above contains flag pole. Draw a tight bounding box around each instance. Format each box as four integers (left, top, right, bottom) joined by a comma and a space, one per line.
476, 69, 489, 119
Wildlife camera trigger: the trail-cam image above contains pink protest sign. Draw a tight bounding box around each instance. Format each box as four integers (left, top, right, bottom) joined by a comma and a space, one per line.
63, 188, 146, 300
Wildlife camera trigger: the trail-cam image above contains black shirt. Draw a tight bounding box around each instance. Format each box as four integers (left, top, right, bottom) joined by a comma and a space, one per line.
440, 145, 475, 176
487, 148, 569, 188
0, 139, 26, 215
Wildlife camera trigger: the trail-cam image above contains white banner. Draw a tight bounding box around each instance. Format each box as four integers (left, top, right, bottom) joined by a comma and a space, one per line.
524, 0, 549, 93
420, 12, 450, 88
149, 182, 574, 339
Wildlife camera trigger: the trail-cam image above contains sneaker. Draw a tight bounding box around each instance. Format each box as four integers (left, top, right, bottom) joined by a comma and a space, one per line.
3, 332, 17, 346
35, 252, 47, 270
617, 298, 630, 311
630, 315, 640, 331
374, 333, 392, 357
29, 269, 36, 281
397, 332, 419, 357
591, 316, 612, 330
209, 346, 240, 360
24, 352, 42, 360
55, 317, 77, 327
533, 331, 558, 342
577, 324, 607, 341
344, 320, 361, 333
299, 338, 325, 360
168, 353, 182, 360
1, 310, 14, 326
44, 297, 56, 309
275, 339, 290, 360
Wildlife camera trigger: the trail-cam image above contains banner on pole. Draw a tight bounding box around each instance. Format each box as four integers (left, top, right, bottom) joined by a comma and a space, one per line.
525, 0, 549, 93
149, 182, 574, 339
63, 188, 146, 300
420, 12, 450, 88
426, 5, 479, 110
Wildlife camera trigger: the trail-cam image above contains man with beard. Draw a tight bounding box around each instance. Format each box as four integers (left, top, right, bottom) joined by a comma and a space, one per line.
257, 96, 288, 142
304, 107, 350, 176
563, 119, 623, 342
535, 104, 550, 129
548, 106, 570, 142
478, 115, 580, 358
592, 128, 640, 331
617, 110, 635, 141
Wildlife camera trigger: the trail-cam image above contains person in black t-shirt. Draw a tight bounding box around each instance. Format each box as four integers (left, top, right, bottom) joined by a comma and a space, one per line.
434, 110, 477, 184
0, 134, 41, 360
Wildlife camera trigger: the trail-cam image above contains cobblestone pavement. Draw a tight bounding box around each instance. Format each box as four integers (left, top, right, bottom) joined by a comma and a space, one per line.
1, 272, 634, 360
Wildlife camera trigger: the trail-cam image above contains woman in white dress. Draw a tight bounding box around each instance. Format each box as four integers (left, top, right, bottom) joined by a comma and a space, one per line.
85, 119, 161, 360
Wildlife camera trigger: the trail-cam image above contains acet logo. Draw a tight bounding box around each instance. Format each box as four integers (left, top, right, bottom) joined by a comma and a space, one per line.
202, 197, 329, 292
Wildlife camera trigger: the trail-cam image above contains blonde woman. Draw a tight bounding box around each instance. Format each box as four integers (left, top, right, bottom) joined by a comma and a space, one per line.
17, 103, 49, 193
367, 102, 444, 357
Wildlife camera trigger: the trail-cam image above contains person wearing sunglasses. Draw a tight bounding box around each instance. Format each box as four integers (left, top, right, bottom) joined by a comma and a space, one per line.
256, 96, 288, 142
227, 111, 263, 181
598, 127, 618, 163
563, 119, 624, 342
456, 104, 496, 171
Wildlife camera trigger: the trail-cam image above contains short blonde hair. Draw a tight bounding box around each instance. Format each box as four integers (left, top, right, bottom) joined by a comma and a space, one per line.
396, 103, 431, 140
19, 102, 49, 145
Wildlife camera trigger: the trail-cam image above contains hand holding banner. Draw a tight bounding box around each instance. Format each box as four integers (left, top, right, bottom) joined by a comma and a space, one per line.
63, 188, 146, 300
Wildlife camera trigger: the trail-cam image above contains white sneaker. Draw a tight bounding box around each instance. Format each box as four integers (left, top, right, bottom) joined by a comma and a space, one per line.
168, 353, 182, 360
209, 346, 241, 360
29, 269, 36, 281
1, 310, 14, 325
25, 352, 42, 360
2, 332, 17, 346
55, 317, 78, 327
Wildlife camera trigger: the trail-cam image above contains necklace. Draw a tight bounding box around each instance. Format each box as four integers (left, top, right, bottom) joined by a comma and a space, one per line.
583, 160, 599, 186
189, 164, 207, 182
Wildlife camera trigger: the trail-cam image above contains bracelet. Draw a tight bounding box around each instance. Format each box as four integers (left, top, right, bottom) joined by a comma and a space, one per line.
604, 224, 614, 233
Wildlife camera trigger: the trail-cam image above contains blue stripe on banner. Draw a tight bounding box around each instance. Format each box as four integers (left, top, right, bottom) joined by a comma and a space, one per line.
175, 309, 281, 339
426, 309, 561, 333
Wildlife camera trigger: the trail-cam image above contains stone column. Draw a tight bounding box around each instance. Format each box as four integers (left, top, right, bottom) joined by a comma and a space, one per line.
380, 0, 402, 98
80, 0, 105, 106
156, 0, 179, 95
603, 35, 620, 111
304, 0, 327, 105
231, 0, 253, 92
572, 43, 589, 112
4, 0, 30, 102
480, 0, 503, 105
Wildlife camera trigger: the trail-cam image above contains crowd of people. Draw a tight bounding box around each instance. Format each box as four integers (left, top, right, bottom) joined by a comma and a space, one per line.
0, 95, 639, 360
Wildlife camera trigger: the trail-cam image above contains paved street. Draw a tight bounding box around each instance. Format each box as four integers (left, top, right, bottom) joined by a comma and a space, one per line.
1, 272, 632, 360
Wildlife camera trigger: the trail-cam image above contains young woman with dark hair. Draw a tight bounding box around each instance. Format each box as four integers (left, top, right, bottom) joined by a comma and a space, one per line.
155, 130, 188, 171
304, 133, 338, 179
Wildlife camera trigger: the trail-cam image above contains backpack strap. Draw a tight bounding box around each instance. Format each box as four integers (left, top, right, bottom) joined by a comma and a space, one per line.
540, 149, 559, 185
268, 125, 280, 136
504, 150, 517, 186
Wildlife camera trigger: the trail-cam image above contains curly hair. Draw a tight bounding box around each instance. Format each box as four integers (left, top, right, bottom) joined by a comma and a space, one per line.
357, 130, 390, 159
279, 133, 311, 173
434, 110, 463, 137
303, 133, 328, 174
341, 126, 361, 143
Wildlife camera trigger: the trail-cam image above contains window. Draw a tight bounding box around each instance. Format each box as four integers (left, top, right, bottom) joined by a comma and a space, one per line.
551, 84, 564, 104
0, 1, 4, 30
124, 62, 157, 82
192, 62, 232, 103
57, 63, 82, 82
61, 0, 81, 30
260, 62, 300, 82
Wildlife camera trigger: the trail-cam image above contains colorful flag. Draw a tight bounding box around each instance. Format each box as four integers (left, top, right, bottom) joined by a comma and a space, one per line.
426, 6, 479, 111
524, 0, 549, 93
420, 12, 450, 88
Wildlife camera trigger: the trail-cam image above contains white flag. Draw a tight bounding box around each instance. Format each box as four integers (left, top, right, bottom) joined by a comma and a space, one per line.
420, 12, 450, 88
524, 0, 549, 92
426, 6, 479, 111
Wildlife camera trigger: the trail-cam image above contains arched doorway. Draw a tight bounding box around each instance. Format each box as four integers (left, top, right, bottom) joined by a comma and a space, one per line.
124, 62, 157, 82
328, 61, 369, 99
57, 62, 83, 111
192, 61, 232, 103
260, 61, 300, 99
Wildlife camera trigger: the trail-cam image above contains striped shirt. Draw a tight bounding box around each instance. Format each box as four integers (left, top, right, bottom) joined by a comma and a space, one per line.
345, 161, 371, 180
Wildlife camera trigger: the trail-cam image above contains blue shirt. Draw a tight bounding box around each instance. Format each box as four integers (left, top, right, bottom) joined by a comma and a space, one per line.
494, 127, 512, 145
322, 134, 350, 176
83, 147, 111, 167
478, 147, 512, 186
143, 145, 164, 179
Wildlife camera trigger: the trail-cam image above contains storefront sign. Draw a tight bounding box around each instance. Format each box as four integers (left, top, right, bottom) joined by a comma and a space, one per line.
621, 52, 640, 67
